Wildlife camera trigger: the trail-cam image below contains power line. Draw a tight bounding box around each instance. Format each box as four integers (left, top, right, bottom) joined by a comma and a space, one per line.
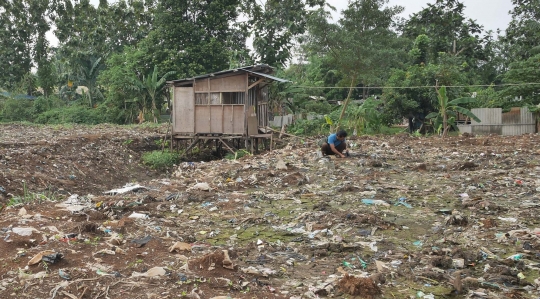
293, 82, 540, 89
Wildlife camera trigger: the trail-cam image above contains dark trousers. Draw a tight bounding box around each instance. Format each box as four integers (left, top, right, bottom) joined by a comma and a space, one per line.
321, 142, 346, 155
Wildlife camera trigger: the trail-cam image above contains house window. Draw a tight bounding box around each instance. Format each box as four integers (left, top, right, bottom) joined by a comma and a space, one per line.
195, 94, 208, 105
196, 92, 245, 105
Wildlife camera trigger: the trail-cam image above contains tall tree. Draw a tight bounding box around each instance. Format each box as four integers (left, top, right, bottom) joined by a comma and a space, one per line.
244, 0, 326, 67
138, 0, 246, 78
402, 0, 485, 64
384, 48, 468, 129
305, 0, 406, 126
501, 53, 540, 106
401, 0, 501, 84
98, 47, 146, 123
0, 0, 53, 90
54, 0, 155, 105
505, 0, 540, 60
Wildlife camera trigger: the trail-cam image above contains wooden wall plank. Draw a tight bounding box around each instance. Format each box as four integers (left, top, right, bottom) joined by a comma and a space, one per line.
195, 106, 211, 133
210, 106, 224, 133
194, 74, 247, 93
173, 87, 194, 134
233, 106, 244, 134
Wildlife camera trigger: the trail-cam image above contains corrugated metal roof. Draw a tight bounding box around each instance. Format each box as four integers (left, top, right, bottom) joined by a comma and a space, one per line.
245, 70, 290, 83
168, 64, 289, 85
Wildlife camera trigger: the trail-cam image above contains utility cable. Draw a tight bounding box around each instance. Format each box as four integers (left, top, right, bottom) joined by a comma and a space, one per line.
292, 82, 540, 89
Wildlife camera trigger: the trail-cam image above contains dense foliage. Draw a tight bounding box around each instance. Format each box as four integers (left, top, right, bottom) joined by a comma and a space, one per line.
0, 0, 537, 133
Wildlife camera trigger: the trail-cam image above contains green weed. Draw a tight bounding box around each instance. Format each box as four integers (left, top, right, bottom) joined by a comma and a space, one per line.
142, 150, 179, 169
224, 149, 251, 160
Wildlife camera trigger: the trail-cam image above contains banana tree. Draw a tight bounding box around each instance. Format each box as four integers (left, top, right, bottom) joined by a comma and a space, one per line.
426, 86, 481, 137
130, 66, 175, 123
75, 56, 105, 107
143, 66, 175, 123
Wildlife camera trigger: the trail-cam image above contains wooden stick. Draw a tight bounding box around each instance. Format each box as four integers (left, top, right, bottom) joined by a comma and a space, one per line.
265, 126, 300, 138
279, 124, 286, 139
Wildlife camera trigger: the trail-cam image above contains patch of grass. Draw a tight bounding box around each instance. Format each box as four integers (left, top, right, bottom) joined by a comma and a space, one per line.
142, 150, 180, 169
7, 183, 61, 206
224, 149, 250, 160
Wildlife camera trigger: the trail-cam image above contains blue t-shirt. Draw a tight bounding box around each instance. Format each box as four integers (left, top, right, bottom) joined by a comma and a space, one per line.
327, 133, 343, 147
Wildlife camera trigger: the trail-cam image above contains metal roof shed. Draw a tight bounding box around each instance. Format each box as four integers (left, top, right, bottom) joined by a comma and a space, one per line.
167, 64, 289, 154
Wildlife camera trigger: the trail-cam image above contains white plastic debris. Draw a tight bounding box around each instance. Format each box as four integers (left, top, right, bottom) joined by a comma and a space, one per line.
128, 212, 149, 219
55, 194, 92, 212
453, 258, 465, 269
497, 217, 517, 222
104, 184, 147, 195
131, 266, 167, 278
189, 182, 211, 191
12, 227, 39, 236
276, 159, 287, 170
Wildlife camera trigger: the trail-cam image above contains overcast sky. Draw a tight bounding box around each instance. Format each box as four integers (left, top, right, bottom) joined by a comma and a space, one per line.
331, 0, 513, 33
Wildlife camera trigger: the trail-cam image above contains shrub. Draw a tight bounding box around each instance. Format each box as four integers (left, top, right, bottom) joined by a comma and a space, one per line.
35, 105, 107, 124
304, 100, 333, 114
0, 98, 33, 122
142, 150, 180, 169
224, 149, 250, 160
287, 118, 328, 136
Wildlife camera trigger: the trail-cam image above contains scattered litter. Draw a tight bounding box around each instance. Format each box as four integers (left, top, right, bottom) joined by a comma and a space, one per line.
497, 217, 517, 222
12, 227, 39, 236
276, 160, 287, 170
131, 236, 152, 248
131, 266, 168, 278
28, 250, 56, 265
1, 127, 540, 298
189, 182, 211, 191
104, 184, 147, 195
55, 194, 92, 212
507, 253, 522, 261
169, 242, 192, 253
42, 253, 63, 264
128, 212, 150, 219
19, 271, 48, 281
361, 199, 390, 206
58, 269, 71, 280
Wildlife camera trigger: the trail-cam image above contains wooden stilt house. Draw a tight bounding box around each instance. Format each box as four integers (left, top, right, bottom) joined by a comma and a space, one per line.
167, 64, 288, 154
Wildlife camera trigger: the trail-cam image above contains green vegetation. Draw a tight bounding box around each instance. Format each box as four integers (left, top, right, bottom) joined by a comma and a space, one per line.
426, 86, 481, 137
7, 183, 61, 206
0, 0, 538, 136
224, 149, 251, 160
142, 150, 180, 169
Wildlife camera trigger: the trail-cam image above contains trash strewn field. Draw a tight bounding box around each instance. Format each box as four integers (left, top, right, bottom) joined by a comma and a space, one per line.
1, 124, 540, 299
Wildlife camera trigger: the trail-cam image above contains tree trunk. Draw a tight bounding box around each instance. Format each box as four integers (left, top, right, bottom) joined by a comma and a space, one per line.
152, 98, 158, 123
336, 76, 356, 132
442, 111, 448, 137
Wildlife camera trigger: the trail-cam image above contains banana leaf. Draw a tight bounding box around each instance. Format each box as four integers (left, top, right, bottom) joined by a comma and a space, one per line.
448, 97, 476, 105
425, 112, 439, 119
454, 106, 481, 123
437, 86, 448, 106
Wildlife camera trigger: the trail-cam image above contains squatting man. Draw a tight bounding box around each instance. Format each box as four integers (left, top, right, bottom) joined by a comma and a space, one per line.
320, 130, 349, 158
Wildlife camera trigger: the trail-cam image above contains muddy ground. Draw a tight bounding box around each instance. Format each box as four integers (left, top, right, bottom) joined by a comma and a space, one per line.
0, 124, 540, 299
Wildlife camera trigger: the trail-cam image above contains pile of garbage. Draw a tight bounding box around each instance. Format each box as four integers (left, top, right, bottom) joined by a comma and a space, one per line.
1, 126, 540, 298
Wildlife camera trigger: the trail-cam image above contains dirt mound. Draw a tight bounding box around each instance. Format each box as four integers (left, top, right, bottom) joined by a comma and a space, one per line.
0, 124, 164, 197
